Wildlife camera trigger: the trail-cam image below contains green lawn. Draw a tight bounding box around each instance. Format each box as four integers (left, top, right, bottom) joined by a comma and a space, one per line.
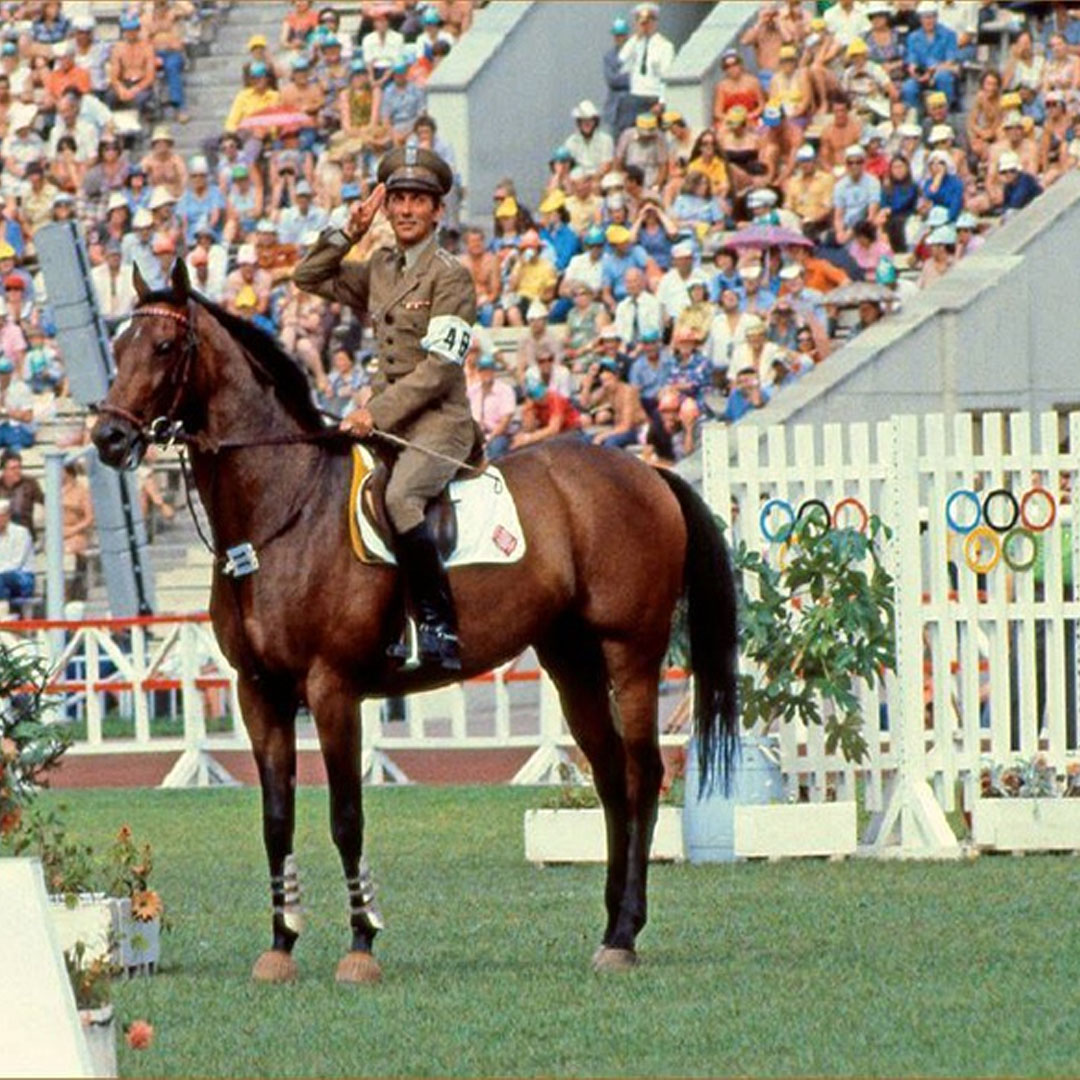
31, 786, 1080, 1078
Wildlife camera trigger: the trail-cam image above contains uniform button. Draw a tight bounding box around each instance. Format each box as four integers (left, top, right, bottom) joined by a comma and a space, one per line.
384, 313, 394, 325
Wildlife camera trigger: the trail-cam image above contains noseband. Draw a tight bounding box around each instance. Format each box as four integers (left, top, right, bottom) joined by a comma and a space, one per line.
94, 301, 198, 449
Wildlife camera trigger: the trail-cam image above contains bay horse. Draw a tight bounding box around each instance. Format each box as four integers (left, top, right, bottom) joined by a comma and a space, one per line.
91, 260, 738, 983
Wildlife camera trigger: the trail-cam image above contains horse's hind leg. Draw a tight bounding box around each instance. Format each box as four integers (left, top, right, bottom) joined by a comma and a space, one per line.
534, 620, 629, 954
596, 640, 664, 967
308, 666, 382, 985
241, 675, 302, 984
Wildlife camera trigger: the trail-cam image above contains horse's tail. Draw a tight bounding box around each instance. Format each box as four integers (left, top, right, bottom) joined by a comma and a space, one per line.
655, 468, 739, 793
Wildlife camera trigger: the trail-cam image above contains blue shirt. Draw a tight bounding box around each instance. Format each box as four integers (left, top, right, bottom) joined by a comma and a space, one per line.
725, 384, 772, 423
177, 187, 226, 244
540, 223, 580, 273
920, 172, 965, 221
905, 24, 958, 70
1003, 171, 1043, 212
833, 172, 882, 228
601, 246, 650, 300
628, 353, 675, 403
379, 81, 426, 132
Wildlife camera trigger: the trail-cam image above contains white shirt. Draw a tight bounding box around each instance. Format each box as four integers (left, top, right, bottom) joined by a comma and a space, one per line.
706, 311, 754, 370
360, 28, 405, 67
938, 1, 979, 40
656, 267, 694, 323
91, 261, 135, 318
187, 245, 228, 301
563, 252, 604, 294
732, 339, 788, 388
562, 129, 615, 174
613, 290, 663, 345
48, 117, 99, 162
619, 31, 675, 99
823, 2, 871, 46
0, 520, 32, 574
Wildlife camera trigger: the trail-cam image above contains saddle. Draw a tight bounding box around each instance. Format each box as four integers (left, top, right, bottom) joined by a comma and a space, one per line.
358, 424, 486, 562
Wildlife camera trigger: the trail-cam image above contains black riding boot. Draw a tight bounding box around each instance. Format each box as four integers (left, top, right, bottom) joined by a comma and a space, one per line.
392, 521, 462, 673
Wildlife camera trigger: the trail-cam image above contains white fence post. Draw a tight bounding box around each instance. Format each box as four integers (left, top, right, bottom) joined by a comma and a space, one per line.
864, 415, 960, 856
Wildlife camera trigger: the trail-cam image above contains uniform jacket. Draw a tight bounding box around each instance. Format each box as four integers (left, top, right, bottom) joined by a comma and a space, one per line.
293, 230, 477, 448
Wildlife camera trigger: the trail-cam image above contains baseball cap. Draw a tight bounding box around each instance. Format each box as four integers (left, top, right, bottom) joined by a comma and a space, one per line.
132, 208, 153, 229
762, 106, 783, 128
583, 225, 605, 246
3, 273, 24, 290
875, 258, 898, 285
189, 154, 209, 174
955, 211, 977, 230
606, 224, 632, 245
232, 163, 250, 180
639, 328, 661, 345
295, 179, 313, 196
0, 243, 14, 259
572, 99, 600, 121
476, 355, 497, 371
538, 189, 566, 214
248, 34, 268, 49
341, 182, 361, 200
151, 233, 176, 256
998, 150, 1021, 172
612, 16, 630, 34
779, 44, 798, 60
236, 244, 257, 265
494, 196, 518, 219
635, 113, 658, 131
795, 143, 816, 161
845, 144, 867, 160
928, 124, 954, 143
350, 57, 367, 73
526, 300, 548, 321
119, 13, 141, 30
291, 54, 311, 71
927, 225, 956, 245
671, 241, 694, 259
925, 205, 950, 227
255, 218, 277, 234
0, 360, 13, 376
250, 61, 269, 78
1002, 110, 1023, 128
846, 38, 868, 58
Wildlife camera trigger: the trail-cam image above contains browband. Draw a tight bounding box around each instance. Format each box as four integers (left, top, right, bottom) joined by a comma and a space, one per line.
131, 306, 189, 326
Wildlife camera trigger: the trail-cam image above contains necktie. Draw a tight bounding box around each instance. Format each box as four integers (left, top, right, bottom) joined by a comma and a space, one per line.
632, 298, 640, 343
639, 36, 650, 77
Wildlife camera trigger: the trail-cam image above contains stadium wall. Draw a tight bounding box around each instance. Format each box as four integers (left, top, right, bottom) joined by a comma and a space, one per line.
426, 1, 712, 225
744, 170, 1080, 428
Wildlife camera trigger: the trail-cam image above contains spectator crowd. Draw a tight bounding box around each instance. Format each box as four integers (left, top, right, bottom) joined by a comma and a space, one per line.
0, 0, 1075, 611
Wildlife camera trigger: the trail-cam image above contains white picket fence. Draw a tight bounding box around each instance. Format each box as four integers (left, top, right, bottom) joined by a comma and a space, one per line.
0, 613, 687, 788
705, 411, 1080, 854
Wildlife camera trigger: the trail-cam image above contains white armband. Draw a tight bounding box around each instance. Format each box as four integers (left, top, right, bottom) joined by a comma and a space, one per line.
421, 314, 472, 365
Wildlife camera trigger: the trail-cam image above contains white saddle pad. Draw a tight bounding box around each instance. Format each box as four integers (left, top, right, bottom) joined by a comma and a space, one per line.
351, 445, 527, 568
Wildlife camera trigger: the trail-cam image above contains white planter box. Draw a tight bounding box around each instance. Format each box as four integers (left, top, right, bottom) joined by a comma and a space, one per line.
524, 807, 684, 864
80, 1005, 117, 1078
972, 798, 1080, 852
734, 801, 858, 859
49, 894, 118, 965
49, 894, 161, 974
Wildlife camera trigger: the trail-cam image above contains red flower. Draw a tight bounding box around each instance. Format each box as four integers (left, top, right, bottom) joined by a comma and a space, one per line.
0, 806, 21, 836
125, 1020, 154, 1050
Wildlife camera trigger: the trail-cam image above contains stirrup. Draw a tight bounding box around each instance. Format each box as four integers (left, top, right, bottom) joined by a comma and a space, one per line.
387, 618, 420, 670
417, 623, 462, 672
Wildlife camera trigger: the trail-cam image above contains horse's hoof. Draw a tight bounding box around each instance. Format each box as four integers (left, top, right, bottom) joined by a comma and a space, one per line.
335, 950, 382, 985
591, 946, 638, 973
252, 949, 298, 984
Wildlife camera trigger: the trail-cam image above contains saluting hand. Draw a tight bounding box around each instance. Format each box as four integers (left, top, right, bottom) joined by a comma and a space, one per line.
346, 183, 386, 242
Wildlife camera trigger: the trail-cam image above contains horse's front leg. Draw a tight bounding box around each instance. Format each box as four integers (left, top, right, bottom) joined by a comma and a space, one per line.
308, 667, 383, 984
240, 674, 302, 984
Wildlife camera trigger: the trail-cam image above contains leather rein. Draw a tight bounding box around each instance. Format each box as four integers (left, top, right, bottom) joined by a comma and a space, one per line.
94, 299, 343, 574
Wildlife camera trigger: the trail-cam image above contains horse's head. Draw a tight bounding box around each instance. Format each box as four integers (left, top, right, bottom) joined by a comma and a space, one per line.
92, 259, 197, 469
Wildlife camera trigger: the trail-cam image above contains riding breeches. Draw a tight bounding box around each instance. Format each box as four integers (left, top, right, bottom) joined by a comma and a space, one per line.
385, 428, 473, 534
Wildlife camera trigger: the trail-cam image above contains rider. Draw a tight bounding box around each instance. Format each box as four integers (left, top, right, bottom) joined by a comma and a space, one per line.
293, 147, 476, 673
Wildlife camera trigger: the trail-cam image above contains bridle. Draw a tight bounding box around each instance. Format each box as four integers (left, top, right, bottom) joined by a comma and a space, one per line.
94, 300, 200, 453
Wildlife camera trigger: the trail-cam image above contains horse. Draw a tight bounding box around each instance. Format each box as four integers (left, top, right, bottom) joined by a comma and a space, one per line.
90, 259, 739, 983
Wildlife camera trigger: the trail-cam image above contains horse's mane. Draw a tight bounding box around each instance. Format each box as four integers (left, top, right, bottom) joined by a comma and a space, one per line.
143, 287, 326, 432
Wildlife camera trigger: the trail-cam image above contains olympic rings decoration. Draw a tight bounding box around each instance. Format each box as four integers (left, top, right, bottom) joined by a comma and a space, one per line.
945, 489, 982, 535
796, 499, 832, 539
760, 499, 796, 543
1019, 487, 1057, 532
759, 497, 870, 541
1002, 528, 1039, 573
963, 526, 1002, 575
832, 496, 870, 535
982, 488, 1020, 534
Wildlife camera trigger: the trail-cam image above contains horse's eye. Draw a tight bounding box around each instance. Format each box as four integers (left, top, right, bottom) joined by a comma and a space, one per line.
154, 339, 174, 356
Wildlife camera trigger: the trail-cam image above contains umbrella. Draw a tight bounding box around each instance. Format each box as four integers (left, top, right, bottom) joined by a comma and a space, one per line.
725, 225, 813, 250
827, 282, 893, 307
238, 107, 315, 131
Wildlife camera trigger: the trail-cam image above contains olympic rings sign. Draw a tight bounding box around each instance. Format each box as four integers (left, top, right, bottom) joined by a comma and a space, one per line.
947, 486, 1055, 573
759, 497, 869, 543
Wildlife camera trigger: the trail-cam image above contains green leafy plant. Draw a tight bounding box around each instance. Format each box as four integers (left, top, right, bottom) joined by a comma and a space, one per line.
0, 642, 68, 838
981, 755, 1077, 798
6, 804, 98, 901
64, 939, 118, 1010
733, 513, 896, 764
103, 825, 163, 923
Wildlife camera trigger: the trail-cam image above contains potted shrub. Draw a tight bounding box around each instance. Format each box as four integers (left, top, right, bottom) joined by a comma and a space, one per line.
971, 755, 1080, 852
523, 761, 685, 865
103, 825, 164, 974
65, 939, 119, 1078
682, 514, 894, 861
5, 809, 165, 974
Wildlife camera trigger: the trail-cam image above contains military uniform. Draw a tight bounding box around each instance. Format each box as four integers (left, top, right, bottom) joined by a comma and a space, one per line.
294, 230, 476, 532
293, 146, 476, 671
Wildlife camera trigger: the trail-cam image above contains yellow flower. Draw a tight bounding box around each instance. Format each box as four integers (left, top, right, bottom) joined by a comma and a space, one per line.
130, 889, 163, 923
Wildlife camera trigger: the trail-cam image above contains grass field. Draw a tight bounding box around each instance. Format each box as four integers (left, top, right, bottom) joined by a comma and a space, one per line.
30, 786, 1080, 1078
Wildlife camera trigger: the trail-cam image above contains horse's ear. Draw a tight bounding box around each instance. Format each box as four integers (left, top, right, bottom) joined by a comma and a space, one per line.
171, 256, 191, 299
132, 262, 151, 302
